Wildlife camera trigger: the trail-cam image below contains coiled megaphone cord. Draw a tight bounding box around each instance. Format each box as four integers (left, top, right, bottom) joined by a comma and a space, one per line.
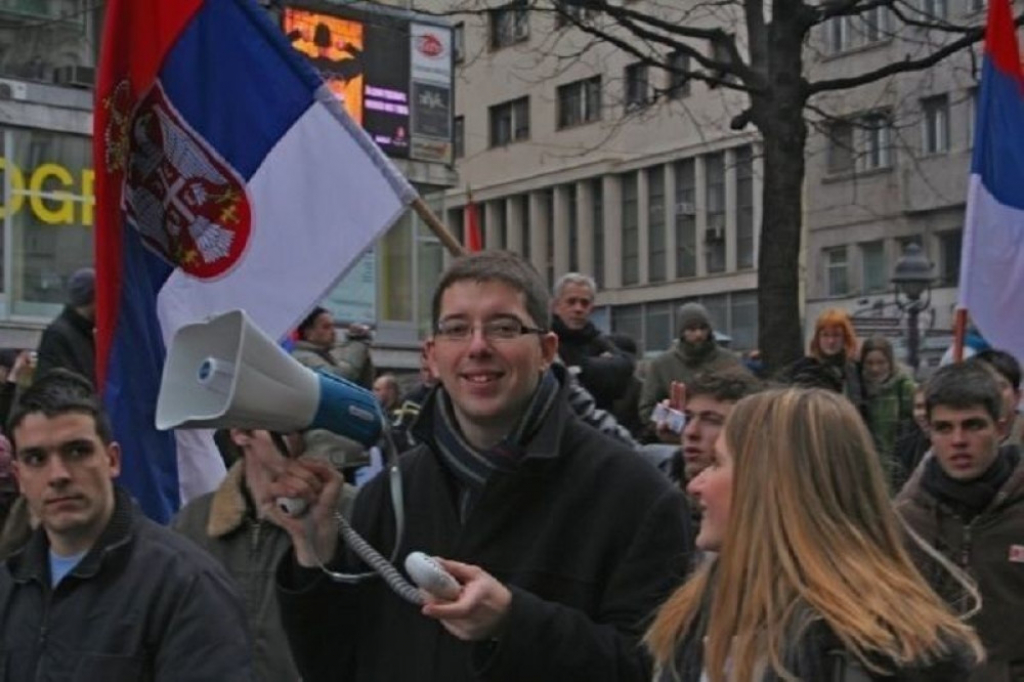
301, 429, 424, 606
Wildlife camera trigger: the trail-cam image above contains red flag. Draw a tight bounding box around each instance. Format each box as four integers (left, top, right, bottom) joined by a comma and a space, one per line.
465, 188, 483, 253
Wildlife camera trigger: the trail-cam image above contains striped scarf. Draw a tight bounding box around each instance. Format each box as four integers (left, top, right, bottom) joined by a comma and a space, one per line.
430, 368, 560, 522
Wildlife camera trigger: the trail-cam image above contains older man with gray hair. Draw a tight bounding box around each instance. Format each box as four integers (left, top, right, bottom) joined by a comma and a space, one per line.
550, 272, 635, 411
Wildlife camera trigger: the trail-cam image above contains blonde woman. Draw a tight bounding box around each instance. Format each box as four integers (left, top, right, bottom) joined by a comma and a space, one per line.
646, 388, 982, 682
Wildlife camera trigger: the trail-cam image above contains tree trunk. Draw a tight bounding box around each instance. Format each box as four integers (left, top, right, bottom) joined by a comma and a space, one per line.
753, 25, 808, 374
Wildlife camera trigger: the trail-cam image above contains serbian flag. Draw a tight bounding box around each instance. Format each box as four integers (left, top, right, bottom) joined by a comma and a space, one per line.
94, 0, 416, 522
958, 0, 1024, 363
465, 188, 483, 252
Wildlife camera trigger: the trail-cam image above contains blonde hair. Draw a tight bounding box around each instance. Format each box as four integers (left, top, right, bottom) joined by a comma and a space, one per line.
809, 308, 858, 360
646, 388, 982, 681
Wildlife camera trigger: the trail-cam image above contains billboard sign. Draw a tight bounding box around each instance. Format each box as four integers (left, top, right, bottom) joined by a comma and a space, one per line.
282, 4, 451, 163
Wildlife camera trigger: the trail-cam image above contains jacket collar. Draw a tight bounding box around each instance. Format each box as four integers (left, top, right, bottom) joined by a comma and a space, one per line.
206, 461, 250, 537
8, 485, 136, 585
900, 445, 1024, 512
60, 305, 95, 336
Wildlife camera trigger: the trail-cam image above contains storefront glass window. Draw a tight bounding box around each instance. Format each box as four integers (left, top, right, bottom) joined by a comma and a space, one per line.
2, 129, 93, 318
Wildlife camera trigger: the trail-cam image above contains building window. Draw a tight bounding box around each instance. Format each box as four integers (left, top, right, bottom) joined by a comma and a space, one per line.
826, 246, 850, 297
612, 304, 643, 352
555, 0, 594, 27
859, 6, 890, 44
710, 42, 736, 85
922, 95, 950, 154
543, 189, 554, 287
735, 145, 755, 270
648, 165, 666, 283
621, 171, 639, 285
556, 76, 601, 129
967, 0, 985, 12
1, 129, 93, 318
861, 112, 892, 170
860, 241, 886, 293
705, 152, 726, 274
939, 229, 962, 286
495, 198, 507, 249
645, 301, 672, 354
922, 0, 948, 19
566, 184, 579, 272
490, 0, 528, 49
520, 194, 531, 260
674, 158, 697, 278
453, 22, 465, 63
489, 97, 529, 147
729, 291, 758, 351
624, 62, 650, 111
827, 120, 855, 174
667, 51, 690, 98
453, 115, 465, 158
591, 178, 605, 287
449, 206, 465, 246
827, 16, 849, 54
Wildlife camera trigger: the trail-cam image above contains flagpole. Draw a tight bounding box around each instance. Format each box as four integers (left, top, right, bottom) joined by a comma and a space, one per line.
412, 196, 467, 257
952, 307, 968, 362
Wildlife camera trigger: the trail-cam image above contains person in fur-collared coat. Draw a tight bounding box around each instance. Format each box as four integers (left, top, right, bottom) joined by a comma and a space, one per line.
173, 429, 356, 682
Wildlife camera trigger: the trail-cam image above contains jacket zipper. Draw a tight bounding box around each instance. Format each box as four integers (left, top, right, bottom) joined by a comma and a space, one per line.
959, 522, 973, 568
33, 584, 53, 682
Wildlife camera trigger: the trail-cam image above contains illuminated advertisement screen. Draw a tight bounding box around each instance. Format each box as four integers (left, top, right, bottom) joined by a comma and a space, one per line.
284, 4, 444, 159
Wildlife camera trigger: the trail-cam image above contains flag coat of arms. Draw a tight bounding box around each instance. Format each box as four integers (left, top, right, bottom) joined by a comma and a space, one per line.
958, 0, 1024, 362
95, 0, 416, 522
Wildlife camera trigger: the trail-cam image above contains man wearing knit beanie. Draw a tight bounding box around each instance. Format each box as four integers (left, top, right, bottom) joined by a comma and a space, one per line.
638, 301, 746, 442
35, 267, 96, 387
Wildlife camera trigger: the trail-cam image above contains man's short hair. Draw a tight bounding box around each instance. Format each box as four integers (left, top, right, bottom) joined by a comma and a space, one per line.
687, 370, 762, 404
431, 251, 551, 331
974, 348, 1022, 391
924, 361, 1003, 423
8, 369, 112, 450
552, 272, 597, 299
297, 306, 329, 340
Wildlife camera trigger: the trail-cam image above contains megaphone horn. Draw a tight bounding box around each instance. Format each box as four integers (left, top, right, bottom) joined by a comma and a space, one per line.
156, 309, 382, 447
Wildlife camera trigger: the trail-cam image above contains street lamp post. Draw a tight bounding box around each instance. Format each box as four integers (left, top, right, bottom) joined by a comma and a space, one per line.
891, 243, 934, 376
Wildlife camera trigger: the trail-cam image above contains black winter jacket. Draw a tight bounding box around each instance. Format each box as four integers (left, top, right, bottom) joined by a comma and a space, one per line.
0, 487, 254, 682
278, 377, 693, 682
552, 316, 635, 410
36, 305, 95, 387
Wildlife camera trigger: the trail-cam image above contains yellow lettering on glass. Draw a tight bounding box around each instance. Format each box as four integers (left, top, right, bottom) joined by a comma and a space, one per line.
81, 169, 94, 227
0, 157, 26, 220
0, 158, 94, 226
29, 163, 75, 224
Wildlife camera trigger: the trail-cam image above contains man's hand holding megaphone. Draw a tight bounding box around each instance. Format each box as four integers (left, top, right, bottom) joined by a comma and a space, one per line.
261, 457, 344, 567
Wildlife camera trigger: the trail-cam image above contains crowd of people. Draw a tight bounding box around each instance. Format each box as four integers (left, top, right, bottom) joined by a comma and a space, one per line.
0, 251, 1021, 681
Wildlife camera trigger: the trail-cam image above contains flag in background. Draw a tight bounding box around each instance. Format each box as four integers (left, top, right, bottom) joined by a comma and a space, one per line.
465, 187, 483, 253
94, 0, 416, 522
958, 0, 1024, 363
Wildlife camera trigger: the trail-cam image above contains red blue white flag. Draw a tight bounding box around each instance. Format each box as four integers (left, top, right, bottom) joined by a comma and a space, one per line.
94, 0, 415, 522
958, 0, 1024, 362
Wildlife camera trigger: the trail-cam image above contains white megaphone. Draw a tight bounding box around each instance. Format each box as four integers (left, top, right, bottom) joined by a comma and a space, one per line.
156, 309, 382, 447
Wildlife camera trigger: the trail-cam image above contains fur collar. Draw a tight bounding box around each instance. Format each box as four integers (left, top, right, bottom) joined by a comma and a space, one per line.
206, 461, 251, 538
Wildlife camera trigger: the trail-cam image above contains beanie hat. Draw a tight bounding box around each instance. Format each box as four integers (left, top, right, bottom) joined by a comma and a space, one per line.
67, 268, 95, 307
677, 302, 711, 332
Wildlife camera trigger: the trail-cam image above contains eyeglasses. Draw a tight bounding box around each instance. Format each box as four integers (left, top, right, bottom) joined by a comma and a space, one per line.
435, 317, 546, 342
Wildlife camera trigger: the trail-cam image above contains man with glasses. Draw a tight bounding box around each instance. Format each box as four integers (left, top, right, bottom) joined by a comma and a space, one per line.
270, 251, 693, 682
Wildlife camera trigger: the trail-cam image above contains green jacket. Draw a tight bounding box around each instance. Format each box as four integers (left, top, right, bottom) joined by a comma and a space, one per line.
864, 372, 916, 478
639, 340, 745, 425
